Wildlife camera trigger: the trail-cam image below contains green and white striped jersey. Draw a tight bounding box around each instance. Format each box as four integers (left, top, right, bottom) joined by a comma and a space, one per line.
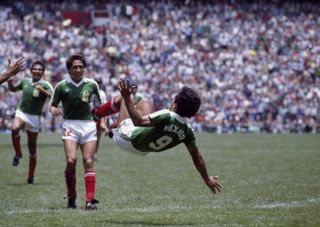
15, 78, 53, 115
51, 78, 101, 120
131, 110, 196, 152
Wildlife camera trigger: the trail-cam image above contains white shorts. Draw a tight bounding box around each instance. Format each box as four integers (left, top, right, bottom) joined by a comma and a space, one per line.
112, 119, 148, 156
15, 109, 40, 133
62, 120, 97, 144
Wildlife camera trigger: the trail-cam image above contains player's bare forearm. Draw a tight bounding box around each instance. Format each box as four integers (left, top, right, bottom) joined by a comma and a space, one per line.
36, 85, 52, 98
188, 146, 210, 181
43, 90, 52, 98
187, 145, 222, 193
123, 95, 144, 125
0, 72, 11, 85
7, 79, 17, 92
118, 79, 151, 126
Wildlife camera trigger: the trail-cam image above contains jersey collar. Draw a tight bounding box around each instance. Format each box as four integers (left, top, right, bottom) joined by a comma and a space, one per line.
28, 78, 43, 86
170, 111, 187, 124
67, 77, 87, 87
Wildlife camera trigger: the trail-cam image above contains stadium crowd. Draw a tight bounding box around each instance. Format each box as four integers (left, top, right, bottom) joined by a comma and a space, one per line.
0, 0, 320, 134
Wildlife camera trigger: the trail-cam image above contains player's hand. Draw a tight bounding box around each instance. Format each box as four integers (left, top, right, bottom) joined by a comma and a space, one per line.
35, 84, 47, 94
7, 57, 25, 75
50, 106, 63, 117
117, 79, 132, 99
35, 84, 43, 91
205, 176, 222, 194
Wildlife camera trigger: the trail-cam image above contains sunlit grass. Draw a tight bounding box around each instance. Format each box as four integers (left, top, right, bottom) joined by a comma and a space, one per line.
1, 133, 319, 226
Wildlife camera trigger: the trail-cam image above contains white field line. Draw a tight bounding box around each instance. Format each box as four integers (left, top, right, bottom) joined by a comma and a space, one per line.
109, 204, 221, 212
5, 197, 320, 215
4, 205, 214, 215
253, 197, 320, 209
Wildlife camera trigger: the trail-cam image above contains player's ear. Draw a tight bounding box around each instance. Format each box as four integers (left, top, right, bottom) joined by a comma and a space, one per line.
169, 101, 176, 110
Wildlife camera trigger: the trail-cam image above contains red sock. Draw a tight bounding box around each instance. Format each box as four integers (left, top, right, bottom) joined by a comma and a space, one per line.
110, 120, 119, 129
95, 97, 120, 118
65, 169, 76, 199
85, 171, 96, 202
12, 135, 22, 157
28, 155, 37, 178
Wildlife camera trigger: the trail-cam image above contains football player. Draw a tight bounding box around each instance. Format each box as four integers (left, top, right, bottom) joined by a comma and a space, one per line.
94, 80, 222, 194
50, 54, 101, 210
8, 61, 53, 184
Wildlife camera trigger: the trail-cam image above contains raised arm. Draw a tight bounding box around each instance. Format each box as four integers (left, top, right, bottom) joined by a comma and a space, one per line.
7, 78, 18, 92
117, 79, 151, 126
0, 72, 13, 85
0, 58, 25, 85
186, 144, 222, 194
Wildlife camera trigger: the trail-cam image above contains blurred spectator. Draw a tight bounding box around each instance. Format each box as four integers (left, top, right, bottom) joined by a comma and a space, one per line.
0, 0, 319, 134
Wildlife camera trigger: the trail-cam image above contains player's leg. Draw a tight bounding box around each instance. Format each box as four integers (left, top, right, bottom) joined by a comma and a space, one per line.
11, 116, 25, 166
94, 78, 140, 120
26, 131, 38, 184
80, 140, 98, 210
117, 95, 131, 126
117, 96, 154, 127
94, 95, 122, 119
94, 127, 102, 161
63, 139, 78, 209
135, 98, 154, 116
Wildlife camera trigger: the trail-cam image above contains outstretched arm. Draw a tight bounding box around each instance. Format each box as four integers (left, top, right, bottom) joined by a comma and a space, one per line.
117, 79, 151, 126
0, 58, 25, 85
187, 144, 222, 194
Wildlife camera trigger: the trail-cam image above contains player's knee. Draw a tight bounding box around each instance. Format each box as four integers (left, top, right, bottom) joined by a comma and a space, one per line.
114, 95, 122, 107
66, 157, 77, 166
83, 158, 94, 169
12, 126, 21, 134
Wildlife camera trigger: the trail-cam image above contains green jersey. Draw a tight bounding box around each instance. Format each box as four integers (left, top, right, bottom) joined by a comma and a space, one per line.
15, 78, 53, 115
51, 78, 101, 120
131, 110, 196, 152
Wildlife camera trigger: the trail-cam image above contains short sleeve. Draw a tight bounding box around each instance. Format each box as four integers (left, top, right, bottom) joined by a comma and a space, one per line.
51, 84, 61, 107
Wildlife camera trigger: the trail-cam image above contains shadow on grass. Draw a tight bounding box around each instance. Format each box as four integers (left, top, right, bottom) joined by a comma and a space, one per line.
37, 143, 63, 148
6, 182, 56, 186
1, 143, 63, 148
98, 220, 197, 226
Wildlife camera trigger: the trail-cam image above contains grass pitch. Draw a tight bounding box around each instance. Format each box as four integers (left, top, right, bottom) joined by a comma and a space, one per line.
0, 133, 319, 226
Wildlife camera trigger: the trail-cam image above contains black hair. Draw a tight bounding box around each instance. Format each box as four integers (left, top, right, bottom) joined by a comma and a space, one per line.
31, 61, 45, 72
95, 77, 102, 85
66, 54, 86, 70
174, 86, 201, 118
